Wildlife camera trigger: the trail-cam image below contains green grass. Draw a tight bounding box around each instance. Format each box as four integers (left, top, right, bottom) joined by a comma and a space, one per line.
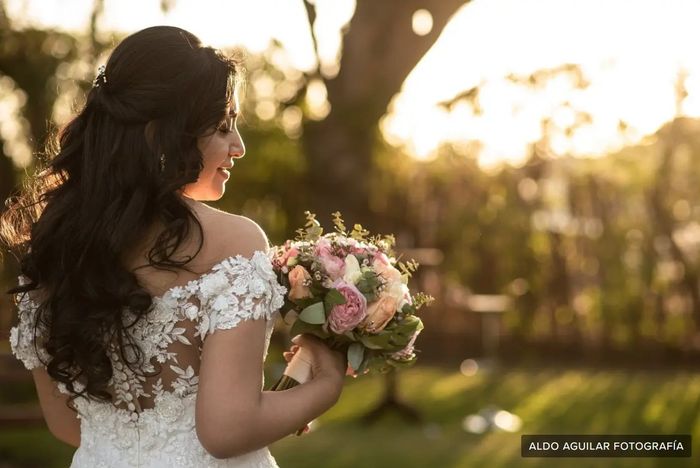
1, 365, 698, 467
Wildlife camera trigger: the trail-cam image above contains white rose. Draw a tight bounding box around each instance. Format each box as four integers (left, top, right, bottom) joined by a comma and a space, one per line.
343, 254, 363, 285
386, 281, 411, 310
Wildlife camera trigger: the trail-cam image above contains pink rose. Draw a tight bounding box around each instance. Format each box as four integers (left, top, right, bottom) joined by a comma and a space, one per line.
274, 244, 299, 269
288, 265, 312, 300
327, 279, 367, 334
315, 238, 345, 280
314, 237, 333, 256
360, 295, 398, 333
340, 238, 368, 256
280, 246, 299, 266
373, 252, 390, 266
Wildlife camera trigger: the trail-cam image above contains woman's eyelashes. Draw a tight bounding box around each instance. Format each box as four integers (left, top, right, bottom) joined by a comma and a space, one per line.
217, 114, 237, 134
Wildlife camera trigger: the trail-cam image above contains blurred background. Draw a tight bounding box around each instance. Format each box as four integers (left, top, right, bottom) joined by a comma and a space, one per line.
1, 0, 700, 466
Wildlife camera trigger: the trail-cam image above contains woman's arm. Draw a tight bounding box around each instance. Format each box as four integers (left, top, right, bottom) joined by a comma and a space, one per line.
32, 368, 81, 447
196, 318, 345, 459
195, 213, 347, 458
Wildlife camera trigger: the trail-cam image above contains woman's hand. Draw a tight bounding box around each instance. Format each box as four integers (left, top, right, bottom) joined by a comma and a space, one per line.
283, 334, 348, 435
289, 334, 347, 387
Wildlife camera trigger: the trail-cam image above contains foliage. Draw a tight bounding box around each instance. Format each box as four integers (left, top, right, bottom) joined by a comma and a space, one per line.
3, 365, 699, 467
4, 3, 700, 359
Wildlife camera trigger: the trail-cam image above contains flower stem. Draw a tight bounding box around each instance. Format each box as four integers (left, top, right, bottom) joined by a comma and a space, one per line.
270, 374, 301, 391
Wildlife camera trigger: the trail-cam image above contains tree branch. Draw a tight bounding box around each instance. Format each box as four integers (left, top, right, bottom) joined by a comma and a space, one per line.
303, 0, 321, 76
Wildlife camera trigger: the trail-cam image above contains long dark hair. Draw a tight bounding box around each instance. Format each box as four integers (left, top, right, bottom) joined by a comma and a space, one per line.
0, 26, 240, 401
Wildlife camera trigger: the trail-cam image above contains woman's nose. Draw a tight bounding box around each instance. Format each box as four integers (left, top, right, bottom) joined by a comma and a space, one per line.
229, 135, 245, 159
229, 147, 244, 159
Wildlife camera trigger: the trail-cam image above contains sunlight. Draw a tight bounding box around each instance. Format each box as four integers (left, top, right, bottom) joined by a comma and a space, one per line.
7, 0, 700, 169
0, 77, 32, 167
412, 9, 433, 37
386, 0, 700, 166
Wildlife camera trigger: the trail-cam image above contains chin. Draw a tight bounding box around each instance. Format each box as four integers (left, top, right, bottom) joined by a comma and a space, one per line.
182, 179, 226, 201
200, 192, 225, 201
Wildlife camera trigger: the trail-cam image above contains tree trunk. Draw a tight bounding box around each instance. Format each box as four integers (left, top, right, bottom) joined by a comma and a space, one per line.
303, 0, 469, 227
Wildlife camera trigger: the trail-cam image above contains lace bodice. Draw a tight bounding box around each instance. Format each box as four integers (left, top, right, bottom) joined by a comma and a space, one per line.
10, 250, 287, 468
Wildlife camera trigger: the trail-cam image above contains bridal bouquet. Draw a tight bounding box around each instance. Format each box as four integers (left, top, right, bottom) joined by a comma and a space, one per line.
270, 212, 433, 396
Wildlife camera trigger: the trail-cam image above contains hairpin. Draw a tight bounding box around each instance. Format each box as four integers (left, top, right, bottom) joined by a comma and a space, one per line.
93, 65, 107, 88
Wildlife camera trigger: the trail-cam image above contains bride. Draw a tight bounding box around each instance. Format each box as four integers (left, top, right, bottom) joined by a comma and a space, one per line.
1, 26, 346, 467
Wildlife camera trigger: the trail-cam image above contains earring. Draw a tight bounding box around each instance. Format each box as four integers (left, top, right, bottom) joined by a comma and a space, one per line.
160, 153, 166, 173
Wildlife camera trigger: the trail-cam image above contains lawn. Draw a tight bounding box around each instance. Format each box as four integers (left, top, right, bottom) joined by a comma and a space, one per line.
1, 365, 698, 467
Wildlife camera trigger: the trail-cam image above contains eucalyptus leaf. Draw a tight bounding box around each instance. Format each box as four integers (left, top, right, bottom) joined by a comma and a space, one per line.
347, 343, 365, 371
299, 302, 326, 324
356, 271, 381, 295
290, 319, 330, 339
358, 332, 404, 351
323, 289, 347, 313
388, 357, 418, 369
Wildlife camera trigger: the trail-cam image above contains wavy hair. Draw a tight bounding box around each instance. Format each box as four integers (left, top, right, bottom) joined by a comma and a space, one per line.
0, 26, 240, 402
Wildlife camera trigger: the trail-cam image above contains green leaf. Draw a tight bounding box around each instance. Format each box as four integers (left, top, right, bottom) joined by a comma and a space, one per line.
355, 271, 381, 295
347, 343, 365, 371
290, 319, 330, 339
299, 302, 326, 324
360, 315, 423, 351
323, 289, 346, 313
293, 296, 319, 309
388, 357, 418, 369
358, 331, 402, 351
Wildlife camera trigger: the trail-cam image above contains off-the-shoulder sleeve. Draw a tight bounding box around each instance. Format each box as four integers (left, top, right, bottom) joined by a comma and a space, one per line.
9, 277, 49, 370
195, 250, 287, 339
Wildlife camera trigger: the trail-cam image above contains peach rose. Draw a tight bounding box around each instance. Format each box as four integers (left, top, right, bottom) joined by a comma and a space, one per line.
361, 295, 398, 333
372, 256, 402, 283
288, 265, 312, 300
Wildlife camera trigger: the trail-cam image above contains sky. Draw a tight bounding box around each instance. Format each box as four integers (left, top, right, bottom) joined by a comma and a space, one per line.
6, 0, 700, 169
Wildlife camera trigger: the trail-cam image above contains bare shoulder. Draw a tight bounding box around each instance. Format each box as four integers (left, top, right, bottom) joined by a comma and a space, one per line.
192, 203, 269, 259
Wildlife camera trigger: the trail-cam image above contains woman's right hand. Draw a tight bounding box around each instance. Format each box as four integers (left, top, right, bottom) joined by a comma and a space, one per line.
290, 334, 347, 390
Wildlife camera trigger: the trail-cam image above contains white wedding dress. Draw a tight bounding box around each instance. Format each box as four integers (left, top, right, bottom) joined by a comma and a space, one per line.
10, 250, 287, 468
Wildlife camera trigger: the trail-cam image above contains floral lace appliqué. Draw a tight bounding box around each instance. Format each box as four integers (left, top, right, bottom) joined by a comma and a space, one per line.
10, 250, 286, 468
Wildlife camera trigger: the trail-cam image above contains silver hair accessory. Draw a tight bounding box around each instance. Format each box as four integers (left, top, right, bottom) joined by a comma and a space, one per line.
93, 65, 107, 87
160, 153, 166, 173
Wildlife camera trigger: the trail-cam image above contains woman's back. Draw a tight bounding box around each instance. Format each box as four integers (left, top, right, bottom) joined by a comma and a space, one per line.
11, 205, 287, 467
3, 26, 347, 467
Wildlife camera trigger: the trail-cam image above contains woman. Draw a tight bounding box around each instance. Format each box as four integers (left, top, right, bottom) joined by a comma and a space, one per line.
1, 26, 346, 467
